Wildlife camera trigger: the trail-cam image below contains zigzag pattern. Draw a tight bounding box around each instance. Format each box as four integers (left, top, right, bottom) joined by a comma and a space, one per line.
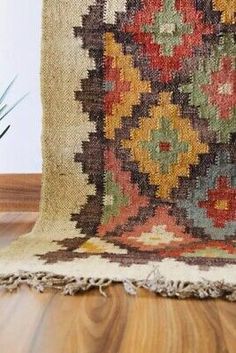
44, 0, 236, 267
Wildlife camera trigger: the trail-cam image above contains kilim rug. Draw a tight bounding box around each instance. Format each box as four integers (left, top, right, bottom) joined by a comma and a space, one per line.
0, 0, 236, 300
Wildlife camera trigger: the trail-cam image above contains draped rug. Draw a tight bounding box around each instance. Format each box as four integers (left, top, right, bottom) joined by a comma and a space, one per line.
0, 0, 236, 300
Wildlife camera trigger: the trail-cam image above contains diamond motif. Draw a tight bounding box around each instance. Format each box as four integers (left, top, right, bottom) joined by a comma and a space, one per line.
122, 92, 208, 198
199, 176, 236, 228
123, 0, 213, 81
140, 117, 189, 174
202, 57, 236, 121
128, 225, 182, 246
65, 1, 236, 270
176, 150, 236, 239
115, 206, 196, 252
181, 34, 236, 142
142, 0, 192, 57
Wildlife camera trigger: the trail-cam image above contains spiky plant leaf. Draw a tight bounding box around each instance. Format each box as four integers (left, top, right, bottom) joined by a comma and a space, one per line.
0, 77, 27, 140
0, 125, 10, 139
0, 93, 28, 122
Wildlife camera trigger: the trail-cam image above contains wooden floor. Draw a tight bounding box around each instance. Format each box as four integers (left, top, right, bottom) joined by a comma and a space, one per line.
0, 176, 235, 352
0, 174, 41, 212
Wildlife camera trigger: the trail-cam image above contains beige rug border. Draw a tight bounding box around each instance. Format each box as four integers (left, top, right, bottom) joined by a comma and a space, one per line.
0, 0, 235, 300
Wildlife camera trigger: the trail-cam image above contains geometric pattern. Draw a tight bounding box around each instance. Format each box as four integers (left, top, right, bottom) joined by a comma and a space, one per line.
181, 34, 236, 142
174, 149, 236, 240
41, 0, 236, 267
213, 0, 236, 24
104, 32, 151, 139
122, 92, 209, 198
98, 148, 149, 236
123, 0, 214, 81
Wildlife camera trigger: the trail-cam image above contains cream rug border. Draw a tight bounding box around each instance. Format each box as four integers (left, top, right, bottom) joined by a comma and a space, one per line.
0, 0, 235, 300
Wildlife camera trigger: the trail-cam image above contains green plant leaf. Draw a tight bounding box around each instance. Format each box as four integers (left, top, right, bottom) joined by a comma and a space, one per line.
0, 77, 28, 140
0, 76, 17, 105
0, 125, 10, 139
0, 104, 7, 115
0, 93, 28, 122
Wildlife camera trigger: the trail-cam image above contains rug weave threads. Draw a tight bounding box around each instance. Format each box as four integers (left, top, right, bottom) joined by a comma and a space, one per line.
0, 0, 235, 300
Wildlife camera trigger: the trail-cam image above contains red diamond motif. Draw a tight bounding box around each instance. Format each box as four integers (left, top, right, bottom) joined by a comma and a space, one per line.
202, 57, 236, 120
123, 0, 213, 82
199, 176, 236, 228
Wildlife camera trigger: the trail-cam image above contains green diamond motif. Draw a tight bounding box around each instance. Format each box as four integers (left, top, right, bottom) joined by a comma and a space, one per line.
181, 34, 236, 142
101, 171, 129, 224
140, 117, 189, 174
142, 0, 192, 57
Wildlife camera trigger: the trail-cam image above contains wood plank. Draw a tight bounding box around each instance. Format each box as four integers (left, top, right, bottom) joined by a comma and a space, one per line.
217, 301, 236, 353
0, 212, 38, 248
0, 174, 41, 211
0, 281, 233, 353
0, 212, 235, 353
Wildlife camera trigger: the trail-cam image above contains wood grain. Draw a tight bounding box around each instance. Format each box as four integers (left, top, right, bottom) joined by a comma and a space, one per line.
0, 175, 235, 352
0, 174, 41, 211
0, 212, 235, 353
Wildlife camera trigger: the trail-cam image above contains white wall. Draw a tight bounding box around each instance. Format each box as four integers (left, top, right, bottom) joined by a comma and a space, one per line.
0, 0, 42, 173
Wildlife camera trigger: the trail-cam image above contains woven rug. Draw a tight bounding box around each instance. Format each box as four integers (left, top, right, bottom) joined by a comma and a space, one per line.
0, 0, 236, 300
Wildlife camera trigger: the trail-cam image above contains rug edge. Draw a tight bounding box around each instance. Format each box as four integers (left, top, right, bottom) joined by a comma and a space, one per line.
0, 270, 235, 301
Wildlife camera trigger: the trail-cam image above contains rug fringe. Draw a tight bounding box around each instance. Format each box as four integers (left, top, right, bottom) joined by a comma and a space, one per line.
0, 271, 235, 301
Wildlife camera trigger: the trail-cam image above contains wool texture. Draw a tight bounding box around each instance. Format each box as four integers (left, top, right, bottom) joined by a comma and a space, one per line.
0, 0, 235, 300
